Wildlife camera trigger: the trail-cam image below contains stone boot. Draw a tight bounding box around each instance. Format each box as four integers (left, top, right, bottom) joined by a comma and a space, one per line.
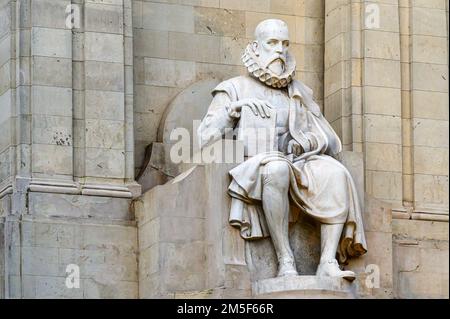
316, 259, 356, 281
277, 257, 299, 277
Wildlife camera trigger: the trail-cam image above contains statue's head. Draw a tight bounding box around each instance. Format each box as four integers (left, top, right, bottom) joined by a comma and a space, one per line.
253, 19, 290, 76
243, 19, 296, 88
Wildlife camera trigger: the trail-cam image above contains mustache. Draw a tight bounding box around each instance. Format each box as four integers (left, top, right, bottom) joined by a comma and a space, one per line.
264, 54, 287, 68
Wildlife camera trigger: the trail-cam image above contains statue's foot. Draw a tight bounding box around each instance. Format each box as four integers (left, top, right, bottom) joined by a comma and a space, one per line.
277, 259, 299, 277
316, 259, 356, 282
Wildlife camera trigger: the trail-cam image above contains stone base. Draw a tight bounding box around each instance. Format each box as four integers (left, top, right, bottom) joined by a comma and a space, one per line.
252, 276, 355, 299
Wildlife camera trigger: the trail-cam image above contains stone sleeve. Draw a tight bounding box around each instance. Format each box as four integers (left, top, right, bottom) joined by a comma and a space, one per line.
197, 81, 239, 149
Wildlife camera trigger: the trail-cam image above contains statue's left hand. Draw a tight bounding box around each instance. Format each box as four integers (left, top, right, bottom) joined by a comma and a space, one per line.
287, 139, 304, 157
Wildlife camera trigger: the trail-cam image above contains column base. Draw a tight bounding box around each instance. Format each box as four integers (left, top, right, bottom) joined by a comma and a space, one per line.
27, 178, 140, 199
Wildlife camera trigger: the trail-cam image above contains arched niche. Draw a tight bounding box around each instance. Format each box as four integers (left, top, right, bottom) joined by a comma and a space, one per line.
137, 79, 220, 192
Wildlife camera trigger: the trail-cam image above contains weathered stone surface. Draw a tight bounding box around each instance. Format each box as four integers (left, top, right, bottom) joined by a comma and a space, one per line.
365, 143, 403, 172
85, 61, 125, 92
85, 119, 125, 150
195, 7, 245, 37
393, 219, 449, 298
16, 217, 138, 299
85, 90, 125, 121
133, 29, 169, 58
31, 28, 72, 58
364, 59, 401, 89
364, 114, 402, 144
85, 148, 126, 178
143, 57, 196, 88
84, 32, 124, 63
32, 144, 73, 176
142, 2, 194, 33
85, 2, 124, 34
411, 7, 448, 37
364, 87, 402, 116
364, 30, 401, 60
412, 62, 448, 92
168, 32, 221, 63
412, 90, 449, 120
32, 115, 73, 146
414, 174, 449, 210
32, 86, 72, 117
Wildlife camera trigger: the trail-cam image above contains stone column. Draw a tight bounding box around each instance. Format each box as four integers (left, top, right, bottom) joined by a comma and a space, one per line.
28, 0, 76, 194
324, 0, 402, 298
0, 0, 15, 300
1, 0, 140, 299
1, 0, 30, 298
324, 0, 363, 152
363, 0, 403, 210
0, 0, 15, 195
325, 0, 403, 209
73, 0, 139, 198
408, 0, 449, 219
11, 0, 141, 199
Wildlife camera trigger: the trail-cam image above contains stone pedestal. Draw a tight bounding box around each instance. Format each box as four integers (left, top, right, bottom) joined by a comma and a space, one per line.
135, 144, 372, 299
253, 276, 355, 299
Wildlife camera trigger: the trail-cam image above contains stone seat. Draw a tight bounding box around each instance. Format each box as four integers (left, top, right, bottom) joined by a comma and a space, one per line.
135, 140, 366, 298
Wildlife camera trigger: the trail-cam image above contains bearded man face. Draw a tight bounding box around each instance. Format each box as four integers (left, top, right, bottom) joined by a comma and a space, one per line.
252, 19, 291, 76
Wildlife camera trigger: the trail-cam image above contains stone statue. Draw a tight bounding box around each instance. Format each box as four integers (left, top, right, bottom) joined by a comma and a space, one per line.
198, 19, 367, 280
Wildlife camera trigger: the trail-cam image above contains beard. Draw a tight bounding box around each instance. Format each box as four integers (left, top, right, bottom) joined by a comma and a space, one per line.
267, 58, 286, 75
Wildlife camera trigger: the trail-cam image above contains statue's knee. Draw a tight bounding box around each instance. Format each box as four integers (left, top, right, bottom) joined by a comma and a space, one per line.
319, 160, 347, 181
329, 164, 347, 181
262, 161, 290, 189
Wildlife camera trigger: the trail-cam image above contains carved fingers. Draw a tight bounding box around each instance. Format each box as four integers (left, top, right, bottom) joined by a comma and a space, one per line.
230, 99, 274, 118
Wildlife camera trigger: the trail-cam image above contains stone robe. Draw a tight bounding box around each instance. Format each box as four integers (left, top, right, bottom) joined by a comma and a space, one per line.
198, 75, 367, 263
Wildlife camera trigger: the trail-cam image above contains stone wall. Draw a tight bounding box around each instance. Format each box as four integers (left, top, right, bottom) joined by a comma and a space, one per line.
3, 192, 138, 299
0, 195, 7, 299
324, 0, 448, 216
392, 0, 449, 298
0, 1, 13, 188
393, 219, 448, 298
4, 0, 138, 196
323, 0, 449, 299
0, 0, 140, 299
0, 0, 13, 299
132, 0, 326, 174
18, 221, 138, 299
405, 0, 449, 216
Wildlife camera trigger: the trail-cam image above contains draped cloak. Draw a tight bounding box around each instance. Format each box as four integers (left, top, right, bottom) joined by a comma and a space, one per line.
198, 75, 367, 263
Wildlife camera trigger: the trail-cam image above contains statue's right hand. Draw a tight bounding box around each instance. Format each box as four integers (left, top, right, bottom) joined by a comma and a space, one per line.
230, 99, 274, 118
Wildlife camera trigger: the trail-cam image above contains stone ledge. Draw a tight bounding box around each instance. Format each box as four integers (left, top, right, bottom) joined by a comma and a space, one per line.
27, 179, 138, 199
28, 192, 133, 222
252, 275, 355, 299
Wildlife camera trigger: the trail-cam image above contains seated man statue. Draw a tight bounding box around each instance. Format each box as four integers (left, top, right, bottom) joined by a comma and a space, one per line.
198, 19, 367, 280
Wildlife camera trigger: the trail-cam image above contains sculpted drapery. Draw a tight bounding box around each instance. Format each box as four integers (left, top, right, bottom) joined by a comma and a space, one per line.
199, 75, 367, 264
198, 19, 367, 278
